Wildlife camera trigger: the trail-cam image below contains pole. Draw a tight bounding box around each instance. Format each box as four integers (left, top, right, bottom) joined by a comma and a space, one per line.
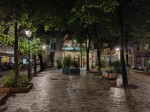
91, 52, 93, 72
14, 22, 19, 83
28, 38, 31, 80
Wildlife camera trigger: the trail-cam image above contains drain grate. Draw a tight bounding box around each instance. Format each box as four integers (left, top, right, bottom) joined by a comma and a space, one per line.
50, 77, 58, 80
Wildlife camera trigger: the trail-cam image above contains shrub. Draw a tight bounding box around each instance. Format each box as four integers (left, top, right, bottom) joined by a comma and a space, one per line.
71, 61, 80, 68
146, 69, 150, 73
106, 69, 115, 73
16, 75, 29, 87
62, 56, 71, 67
112, 60, 122, 73
55, 57, 62, 68
0, 70, 15, 88
112, 60, 121, 67
146, 60, 150, 70
0, 70, 29, 88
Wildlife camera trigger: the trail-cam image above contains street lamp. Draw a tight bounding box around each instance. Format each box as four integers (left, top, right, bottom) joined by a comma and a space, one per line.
42, 45, 46, 50
116, 48, 119, 52
25, 30, 32, 80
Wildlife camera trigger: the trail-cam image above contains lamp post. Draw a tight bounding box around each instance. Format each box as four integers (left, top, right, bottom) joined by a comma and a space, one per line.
42, 45, 46, 65
116, 48, 120, 60
25, 30, 32, 80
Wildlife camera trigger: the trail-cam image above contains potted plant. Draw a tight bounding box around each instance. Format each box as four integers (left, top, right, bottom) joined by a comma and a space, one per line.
103, 68, 117, 79
112, 60, 122, 74
69, 61, 80, 74
146, 60, 150, 74
62, 56, 71, 74
55, 57, 62, 69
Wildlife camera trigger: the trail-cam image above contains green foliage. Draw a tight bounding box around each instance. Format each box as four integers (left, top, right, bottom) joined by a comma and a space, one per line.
55, 57, 62, 68
71, 61, 80, 68
101, 59, 106, 67
147, 60, 150, 66
112, 60, 122, 73
0, 71, 14, 88
81, 46, 86, 56
18, 36, 41, 55
146, 60, 150, 72
114, 67, 122, 73
62, 56, 71, 67
17, 75, 29, 88
0, 24, 14, 46
0, 70, 29, 88
112, 60, 121, 67
146, 69, 150, 73
0, 22, 41, 55
70, 0, 118, 25
106, 69, 115, 73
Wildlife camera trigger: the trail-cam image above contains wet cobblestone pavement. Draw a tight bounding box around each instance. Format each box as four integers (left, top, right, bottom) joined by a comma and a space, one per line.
0, 69, 150, 112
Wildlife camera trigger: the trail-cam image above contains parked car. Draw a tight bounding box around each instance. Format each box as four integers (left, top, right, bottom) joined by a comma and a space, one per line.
130, 65, 135, 69
138, 65, 145, 71
130, 64, 145, 71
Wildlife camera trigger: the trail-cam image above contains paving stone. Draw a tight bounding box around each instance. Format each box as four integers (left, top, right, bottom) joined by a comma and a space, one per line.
0, 69, 150, 111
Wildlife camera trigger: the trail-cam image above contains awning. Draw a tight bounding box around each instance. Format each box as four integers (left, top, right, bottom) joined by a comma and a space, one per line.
0, 53, 14, 57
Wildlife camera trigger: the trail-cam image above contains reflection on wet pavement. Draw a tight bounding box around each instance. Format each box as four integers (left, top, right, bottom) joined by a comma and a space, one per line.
0, 69, 150, 112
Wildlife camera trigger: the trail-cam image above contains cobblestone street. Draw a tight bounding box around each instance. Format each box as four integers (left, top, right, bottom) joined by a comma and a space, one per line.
0, 68, 150, 112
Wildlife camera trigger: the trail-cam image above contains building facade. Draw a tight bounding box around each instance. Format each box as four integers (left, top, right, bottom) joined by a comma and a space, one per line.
0, 43, 14, 64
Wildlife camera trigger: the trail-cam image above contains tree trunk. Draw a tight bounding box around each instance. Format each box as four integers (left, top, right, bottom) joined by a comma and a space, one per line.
97, 48, 101, 75
38, 54, 45, 71
86, 39, 90, 71
80, 41, 82, 68
14, 22, 19, 83
118, 8, 128, 86
125, 38, 128, 66
33, 55, 37, 76
94, 23, 102, 74
28, 38, 31, 80
109, 47, 112, 66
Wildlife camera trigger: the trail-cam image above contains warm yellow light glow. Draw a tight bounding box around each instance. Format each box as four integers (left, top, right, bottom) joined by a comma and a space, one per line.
116, 48, 119, 51
25, 30, 32, 37
42, 45, 46, 50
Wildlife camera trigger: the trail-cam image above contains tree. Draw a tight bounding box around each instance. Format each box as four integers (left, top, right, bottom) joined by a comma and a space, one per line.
0, 0, 29, 83
115, 0, 150, 86
69, 0, 119, 72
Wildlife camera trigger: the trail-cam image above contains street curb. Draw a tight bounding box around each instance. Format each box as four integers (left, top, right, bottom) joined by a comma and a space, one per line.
0, 93, 9, 105
130, 69, 148, 75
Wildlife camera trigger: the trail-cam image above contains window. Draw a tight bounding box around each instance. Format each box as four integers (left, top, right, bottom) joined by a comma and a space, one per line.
50, 40, 56, 50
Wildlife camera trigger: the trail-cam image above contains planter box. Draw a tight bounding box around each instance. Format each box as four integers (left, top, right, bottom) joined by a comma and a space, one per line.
69, 68, 80, 75
89, 68, 98, 73
57, 66, 62, 69
0, 83, 33, 93
103, 72, 117, 80
62, 66, 69, 74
